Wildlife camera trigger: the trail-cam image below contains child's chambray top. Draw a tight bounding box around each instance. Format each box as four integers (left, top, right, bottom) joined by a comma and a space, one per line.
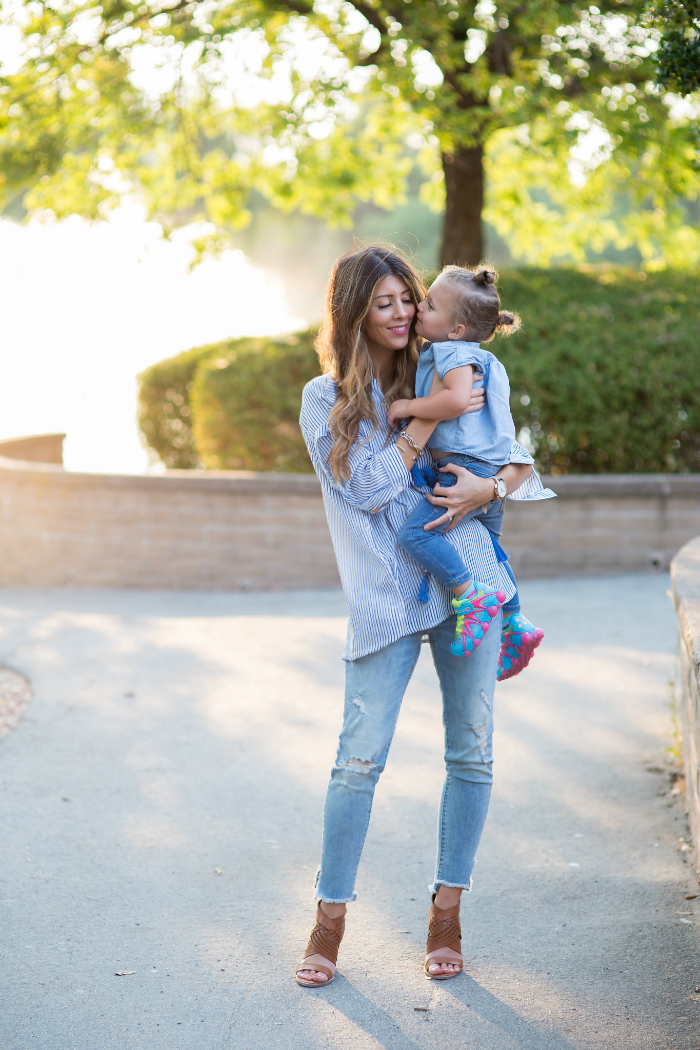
415, 340, 515, 467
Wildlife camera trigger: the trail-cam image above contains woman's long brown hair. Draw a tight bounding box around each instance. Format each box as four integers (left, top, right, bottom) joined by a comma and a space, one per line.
315, 246, 425, 482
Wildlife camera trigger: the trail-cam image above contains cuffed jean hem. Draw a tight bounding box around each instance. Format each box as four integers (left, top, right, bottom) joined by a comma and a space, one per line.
442, 568, 474, 590
429, 877, 473, 895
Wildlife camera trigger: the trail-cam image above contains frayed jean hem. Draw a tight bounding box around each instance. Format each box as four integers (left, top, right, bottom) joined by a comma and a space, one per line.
314, 865, 357, 903
429, 877, 473, 895
314, 892, 358, 904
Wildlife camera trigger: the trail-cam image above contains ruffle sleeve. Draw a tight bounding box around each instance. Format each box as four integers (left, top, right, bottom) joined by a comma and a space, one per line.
507, 441, 556, 501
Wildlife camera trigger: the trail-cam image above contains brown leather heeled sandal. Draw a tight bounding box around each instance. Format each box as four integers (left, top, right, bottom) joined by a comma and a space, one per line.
424, 894, 463, 980
296, 903, 346, 987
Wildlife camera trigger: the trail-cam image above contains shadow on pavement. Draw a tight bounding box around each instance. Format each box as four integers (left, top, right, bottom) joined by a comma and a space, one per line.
446, 976, 577, 1050
301, 975, 424, 1050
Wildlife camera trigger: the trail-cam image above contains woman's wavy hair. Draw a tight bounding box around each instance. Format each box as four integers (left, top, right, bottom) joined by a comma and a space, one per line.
315, 245, 425, 482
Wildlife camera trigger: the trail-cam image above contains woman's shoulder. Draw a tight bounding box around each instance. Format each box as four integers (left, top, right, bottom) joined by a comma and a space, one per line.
300, 374, 337, 432
303, 373, 336, 404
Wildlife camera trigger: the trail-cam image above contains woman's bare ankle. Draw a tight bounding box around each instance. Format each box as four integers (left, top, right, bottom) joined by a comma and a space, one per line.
319, 900, 347, 920
434, 885, 462, 910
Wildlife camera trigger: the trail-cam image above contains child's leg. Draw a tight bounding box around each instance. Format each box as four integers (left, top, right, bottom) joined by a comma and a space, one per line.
500, 561, 520, 616
398, 497, 474, 597
466, 500, 545, 680
398, 493, 505, 658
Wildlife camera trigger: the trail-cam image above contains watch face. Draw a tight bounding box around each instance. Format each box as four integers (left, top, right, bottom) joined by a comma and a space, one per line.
496, 478, 507, 498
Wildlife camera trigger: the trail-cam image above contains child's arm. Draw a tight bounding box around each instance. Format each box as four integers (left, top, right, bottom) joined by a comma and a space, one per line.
387, 365, 474, 429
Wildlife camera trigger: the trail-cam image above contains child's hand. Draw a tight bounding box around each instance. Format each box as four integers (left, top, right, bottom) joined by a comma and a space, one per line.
387, 399, 412, 429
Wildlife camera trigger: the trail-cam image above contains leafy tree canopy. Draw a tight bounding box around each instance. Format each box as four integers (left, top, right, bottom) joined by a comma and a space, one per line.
0, 0, 697, 266
647, 0, 700, 94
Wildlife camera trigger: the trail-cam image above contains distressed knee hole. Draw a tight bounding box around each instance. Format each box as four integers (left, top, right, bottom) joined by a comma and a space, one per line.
351, 695, 365, 714
474, 723, 488, 758
338, 756, 376, 774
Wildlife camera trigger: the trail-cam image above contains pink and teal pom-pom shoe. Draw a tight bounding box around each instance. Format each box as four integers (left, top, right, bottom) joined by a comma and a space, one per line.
497, 612, 544, 681
451, 582, 506, 658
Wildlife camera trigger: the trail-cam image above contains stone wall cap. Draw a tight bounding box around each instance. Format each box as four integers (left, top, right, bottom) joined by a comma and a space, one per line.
0, 455, 322, 493
1, 455, 700, 498
546, 474, 700, 497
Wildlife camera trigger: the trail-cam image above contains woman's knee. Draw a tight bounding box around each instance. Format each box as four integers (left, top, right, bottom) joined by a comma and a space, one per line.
445, 760, 493, 786
331, 753, 384, 791
444, 720, 494, 782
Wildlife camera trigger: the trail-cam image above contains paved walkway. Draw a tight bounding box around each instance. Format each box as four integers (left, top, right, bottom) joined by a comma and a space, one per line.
1, 575, 698, 1050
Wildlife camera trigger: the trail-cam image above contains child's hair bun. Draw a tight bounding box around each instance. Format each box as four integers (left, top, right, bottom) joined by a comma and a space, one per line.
495, 310, 521, 333
473, 266, 497, 286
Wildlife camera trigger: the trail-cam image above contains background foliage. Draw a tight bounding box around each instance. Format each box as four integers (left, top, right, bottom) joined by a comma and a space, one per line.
138, 343, 218, 468
191, 330, 318, 471
497, 267, 700, 473
139, 268, 700, 476
138, 331, 318, 470
1, 0, 698, 267
647, 0, 700, 94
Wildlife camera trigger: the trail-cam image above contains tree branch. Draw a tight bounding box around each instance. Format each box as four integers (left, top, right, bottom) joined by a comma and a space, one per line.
100, 0, 200, 44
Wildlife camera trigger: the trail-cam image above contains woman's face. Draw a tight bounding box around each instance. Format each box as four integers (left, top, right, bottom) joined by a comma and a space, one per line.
363, 275, 416, 354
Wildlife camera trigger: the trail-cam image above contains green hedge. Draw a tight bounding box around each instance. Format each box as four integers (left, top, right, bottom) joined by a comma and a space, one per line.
138, 268, 700, 475
191, 331, 319, 472
137, 343, 220, 469
137, 331, 318, 471
496, 268, 700, 474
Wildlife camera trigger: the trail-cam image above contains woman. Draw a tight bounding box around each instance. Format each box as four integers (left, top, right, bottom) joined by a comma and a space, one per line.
296, 247, 545, 985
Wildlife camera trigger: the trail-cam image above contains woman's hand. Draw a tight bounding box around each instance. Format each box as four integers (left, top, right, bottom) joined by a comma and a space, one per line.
425, 462, 532, 532
425, 465, 493, 531
465, 382, 485, 413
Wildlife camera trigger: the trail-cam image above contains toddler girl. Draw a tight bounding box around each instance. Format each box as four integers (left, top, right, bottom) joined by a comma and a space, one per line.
387, 265, 544, 680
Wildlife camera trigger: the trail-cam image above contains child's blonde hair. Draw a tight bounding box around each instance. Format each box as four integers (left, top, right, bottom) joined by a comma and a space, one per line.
439, 263, 521, 342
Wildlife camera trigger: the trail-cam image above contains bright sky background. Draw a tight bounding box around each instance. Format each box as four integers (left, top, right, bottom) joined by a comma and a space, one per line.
0, 206, 303, 474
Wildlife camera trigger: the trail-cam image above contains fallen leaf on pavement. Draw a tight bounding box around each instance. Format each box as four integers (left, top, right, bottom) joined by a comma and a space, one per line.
115, 971, 135, 976
214, 868, 223, 875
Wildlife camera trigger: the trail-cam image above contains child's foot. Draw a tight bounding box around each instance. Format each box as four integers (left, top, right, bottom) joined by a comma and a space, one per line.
497, 612, 544, 681
450, 582, 506, 658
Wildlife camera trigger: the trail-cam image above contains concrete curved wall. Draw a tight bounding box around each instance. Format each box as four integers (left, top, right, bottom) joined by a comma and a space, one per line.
1, 448, 700, 590
0, 456, 338, 590
0, 433, 65, 465
671, 536, 700, 875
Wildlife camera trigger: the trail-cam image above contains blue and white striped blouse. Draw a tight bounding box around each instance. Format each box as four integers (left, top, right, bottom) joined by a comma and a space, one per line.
300, 374, 555, 661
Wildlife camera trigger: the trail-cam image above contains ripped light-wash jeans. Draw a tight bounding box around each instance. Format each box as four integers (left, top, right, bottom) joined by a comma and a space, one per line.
315, 610, 500, 903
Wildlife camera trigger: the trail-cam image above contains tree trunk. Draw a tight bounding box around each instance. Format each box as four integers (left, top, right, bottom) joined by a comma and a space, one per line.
440, 144, 484, 267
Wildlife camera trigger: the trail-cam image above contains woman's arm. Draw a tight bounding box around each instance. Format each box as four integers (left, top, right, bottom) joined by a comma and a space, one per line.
299, 375, 487, 507
425, 463, 532, 531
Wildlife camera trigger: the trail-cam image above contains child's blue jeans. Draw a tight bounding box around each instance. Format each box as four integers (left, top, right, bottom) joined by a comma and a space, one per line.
399, 453, 520, 614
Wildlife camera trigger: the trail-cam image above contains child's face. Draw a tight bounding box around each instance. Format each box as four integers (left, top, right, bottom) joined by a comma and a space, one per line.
415, 278, 463, 342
